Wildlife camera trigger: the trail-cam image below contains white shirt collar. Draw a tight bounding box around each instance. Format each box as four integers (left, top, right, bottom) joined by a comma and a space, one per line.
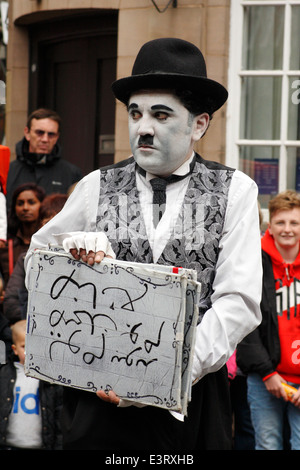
143, 152, 195, 182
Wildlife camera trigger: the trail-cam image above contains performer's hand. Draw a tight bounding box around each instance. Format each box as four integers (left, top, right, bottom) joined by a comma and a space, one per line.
70, 248, 110, 265
96, 389, 120, 405
54, 231, 115, 265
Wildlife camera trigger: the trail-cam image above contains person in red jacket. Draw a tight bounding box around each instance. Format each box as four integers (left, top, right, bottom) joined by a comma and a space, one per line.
237, 189, 300, 449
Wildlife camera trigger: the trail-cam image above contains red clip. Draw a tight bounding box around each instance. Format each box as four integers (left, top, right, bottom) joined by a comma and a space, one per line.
172, 267, 183, 274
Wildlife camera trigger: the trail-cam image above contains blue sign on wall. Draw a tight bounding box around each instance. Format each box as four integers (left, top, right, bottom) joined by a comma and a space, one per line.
254, 158, 278, 195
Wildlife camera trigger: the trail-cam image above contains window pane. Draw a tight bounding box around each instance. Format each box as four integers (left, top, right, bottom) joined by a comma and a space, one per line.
290, 6, 300, 70
242, 6, 284, 70
239, 146, 280, 209
288, 77, 300, 141
287, 147, 300, 191
240, 76, 282, 140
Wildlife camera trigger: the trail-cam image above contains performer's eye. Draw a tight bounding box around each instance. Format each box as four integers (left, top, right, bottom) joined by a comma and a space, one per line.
155, 111, 169, 121
129, 110, 141, 120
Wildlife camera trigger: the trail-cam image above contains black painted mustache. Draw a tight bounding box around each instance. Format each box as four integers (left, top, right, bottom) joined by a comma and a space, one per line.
138, 135, 154, 146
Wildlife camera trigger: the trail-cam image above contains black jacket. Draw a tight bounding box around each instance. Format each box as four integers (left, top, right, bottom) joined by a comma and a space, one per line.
3, 252, 27, 325
237, 250, 281, 378
6, 138, 83, 210
0, 359, 63, 449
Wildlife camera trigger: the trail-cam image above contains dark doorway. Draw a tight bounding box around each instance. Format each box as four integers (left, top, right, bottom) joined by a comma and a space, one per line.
28, 11, 118, 176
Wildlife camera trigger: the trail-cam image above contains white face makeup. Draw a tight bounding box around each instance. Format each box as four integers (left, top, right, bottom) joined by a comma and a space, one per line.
128, 90, 208, 176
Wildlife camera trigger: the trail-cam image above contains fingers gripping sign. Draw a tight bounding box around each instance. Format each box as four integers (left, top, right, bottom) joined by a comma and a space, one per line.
96, 389, 120, 405
54, 231, 116, 265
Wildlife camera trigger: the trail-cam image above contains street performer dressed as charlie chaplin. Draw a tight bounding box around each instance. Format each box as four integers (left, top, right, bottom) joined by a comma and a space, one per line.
25, 38, 262, 450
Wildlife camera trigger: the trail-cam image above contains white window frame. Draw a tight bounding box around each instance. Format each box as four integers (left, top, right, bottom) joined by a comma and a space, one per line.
226, 0, 300, 220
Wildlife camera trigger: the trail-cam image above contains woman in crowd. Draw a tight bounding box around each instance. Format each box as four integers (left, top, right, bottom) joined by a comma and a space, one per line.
0, 182, 45, 289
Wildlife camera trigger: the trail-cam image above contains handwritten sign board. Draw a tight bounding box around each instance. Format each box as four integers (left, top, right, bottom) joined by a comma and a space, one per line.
25, 249, 200, 415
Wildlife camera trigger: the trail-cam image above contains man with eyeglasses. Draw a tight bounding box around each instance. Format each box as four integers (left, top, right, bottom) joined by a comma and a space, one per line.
6, 108, 82, 210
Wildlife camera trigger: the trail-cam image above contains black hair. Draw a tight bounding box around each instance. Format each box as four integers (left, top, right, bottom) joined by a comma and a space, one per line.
174, 89, 215, 119
8, 183, 46, 237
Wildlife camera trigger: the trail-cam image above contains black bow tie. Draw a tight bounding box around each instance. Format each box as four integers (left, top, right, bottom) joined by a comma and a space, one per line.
137, 157, 195, 227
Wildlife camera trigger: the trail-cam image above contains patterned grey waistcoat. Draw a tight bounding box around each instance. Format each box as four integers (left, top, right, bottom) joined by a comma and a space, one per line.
96, 154, 235, 319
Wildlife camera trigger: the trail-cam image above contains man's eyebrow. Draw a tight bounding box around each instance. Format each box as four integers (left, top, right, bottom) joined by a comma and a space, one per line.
128, 103, 138, 111
151, 104, 174, 112
127, 103, 175, 112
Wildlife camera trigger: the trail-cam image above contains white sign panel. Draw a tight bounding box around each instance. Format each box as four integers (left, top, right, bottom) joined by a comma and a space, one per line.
25, 249, 200, 415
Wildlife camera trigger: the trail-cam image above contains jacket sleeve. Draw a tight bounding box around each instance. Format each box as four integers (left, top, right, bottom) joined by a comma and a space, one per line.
3, 252, 27, 325
236, 250, 279, 379
236, 328, 275, 378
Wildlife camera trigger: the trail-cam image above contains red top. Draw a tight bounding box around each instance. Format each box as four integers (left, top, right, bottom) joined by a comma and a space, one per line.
262, 229, 300, 384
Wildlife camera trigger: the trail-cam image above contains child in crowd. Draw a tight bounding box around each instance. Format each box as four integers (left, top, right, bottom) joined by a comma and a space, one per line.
237, 190, 300, 450
0, 320, 62, 449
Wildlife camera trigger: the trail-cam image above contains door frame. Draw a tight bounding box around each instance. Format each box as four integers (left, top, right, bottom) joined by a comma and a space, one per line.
28, 10, 118, 174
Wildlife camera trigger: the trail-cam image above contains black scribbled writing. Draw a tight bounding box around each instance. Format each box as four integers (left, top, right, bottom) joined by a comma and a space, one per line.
50, 269, 97, 309
112, 321, 165, 366
47, 269, 165, 370
102, 284, 148, 311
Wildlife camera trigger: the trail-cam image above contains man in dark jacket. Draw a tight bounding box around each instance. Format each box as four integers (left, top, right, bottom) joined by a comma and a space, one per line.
6, 108, 82, 210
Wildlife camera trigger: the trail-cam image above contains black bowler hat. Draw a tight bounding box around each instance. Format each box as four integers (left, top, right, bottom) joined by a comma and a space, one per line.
111, 37, 228, 113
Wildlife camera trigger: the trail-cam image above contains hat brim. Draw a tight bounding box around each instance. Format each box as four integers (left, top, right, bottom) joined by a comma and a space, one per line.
111, 73, 228, 113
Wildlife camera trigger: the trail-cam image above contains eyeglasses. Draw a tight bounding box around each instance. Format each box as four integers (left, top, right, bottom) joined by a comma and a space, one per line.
33, 129, 58, 139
